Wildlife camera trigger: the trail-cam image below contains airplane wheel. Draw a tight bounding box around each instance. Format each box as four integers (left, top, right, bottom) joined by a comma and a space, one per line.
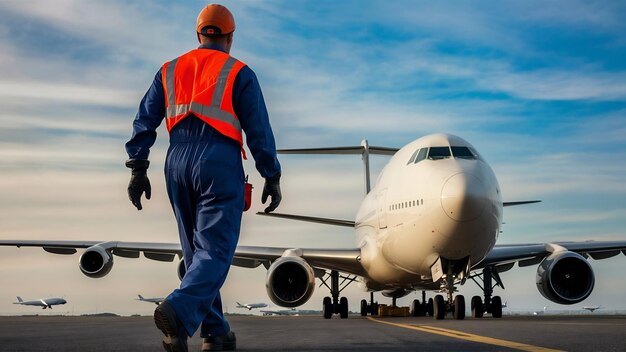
453, 295, 465, 320
323, 296, 333, 319
411, 299, 422, 317
471, 296, 484, 318
491, 296, 503, 318
433, 295, 445, 320
340, 297, 349, 319
360, 299, 368, 316
371, 302, 379, 316
426, 298, 434, 316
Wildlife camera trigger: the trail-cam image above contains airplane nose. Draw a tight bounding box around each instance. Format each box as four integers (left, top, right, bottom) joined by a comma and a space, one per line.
440, 172, 486, 222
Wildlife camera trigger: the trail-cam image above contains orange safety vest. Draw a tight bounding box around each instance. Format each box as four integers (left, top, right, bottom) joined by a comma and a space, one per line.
161, 49, 246, 148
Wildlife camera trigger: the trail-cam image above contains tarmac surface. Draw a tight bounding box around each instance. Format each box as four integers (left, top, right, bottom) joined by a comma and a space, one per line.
0, 314, 624, 351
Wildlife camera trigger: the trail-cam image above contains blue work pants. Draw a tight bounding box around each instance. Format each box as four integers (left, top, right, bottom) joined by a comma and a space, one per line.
163, 120, 244, 337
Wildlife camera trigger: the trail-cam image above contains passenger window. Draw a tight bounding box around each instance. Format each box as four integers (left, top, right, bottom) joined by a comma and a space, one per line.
428, 147, 451, 160
407, 149, 420, 164
414, 148, 428, 163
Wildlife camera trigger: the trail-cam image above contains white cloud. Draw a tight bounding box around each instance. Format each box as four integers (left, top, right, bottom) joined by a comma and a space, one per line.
480, 69, 626, 101
0, 80, 139, 107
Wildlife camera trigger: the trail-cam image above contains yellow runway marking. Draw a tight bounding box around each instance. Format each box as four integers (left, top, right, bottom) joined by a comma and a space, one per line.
367, 317, 562, 352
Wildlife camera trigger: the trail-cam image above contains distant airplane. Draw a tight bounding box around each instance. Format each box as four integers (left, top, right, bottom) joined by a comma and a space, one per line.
533, 306, 549, 315
13, 296, 66, 309
236, 302, 268, 310
261, 308, 298, 316
136, 294, 164, 305
582, 305, 602, 312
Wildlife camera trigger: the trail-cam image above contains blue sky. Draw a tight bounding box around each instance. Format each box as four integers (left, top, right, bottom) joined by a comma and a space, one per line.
0, 0, 625, 316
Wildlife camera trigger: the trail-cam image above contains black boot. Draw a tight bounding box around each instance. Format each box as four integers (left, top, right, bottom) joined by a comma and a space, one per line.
201, 331, 236, 351
154, 301, 189, 352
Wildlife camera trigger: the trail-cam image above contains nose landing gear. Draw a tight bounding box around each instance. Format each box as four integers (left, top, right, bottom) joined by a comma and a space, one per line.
420, 257, 470, 320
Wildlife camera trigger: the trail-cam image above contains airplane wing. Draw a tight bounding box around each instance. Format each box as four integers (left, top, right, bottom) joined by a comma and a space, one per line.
0, 240, 182, 260
255, 212, 355, 227
0, 240, 365, 277
475, 241, 626, 272
503, 200, 541, 207
232, 246, 365, 277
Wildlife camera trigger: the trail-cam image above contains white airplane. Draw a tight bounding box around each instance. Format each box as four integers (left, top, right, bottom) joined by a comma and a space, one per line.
1, 134, 625, 321
236, 302, 268, 310
13, 296, 67, 309
260, 308, 298, 316
582, 305, 602, 312
136, 294, 164, 305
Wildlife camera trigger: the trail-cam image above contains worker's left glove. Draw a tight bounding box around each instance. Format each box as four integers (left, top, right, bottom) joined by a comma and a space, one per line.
125, 159, 151, 211
262, 173, 282, 213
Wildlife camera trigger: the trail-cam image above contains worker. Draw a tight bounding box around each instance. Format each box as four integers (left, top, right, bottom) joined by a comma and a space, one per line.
124, 4, 282, 351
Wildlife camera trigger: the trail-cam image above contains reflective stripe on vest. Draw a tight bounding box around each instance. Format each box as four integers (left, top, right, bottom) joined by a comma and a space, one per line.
162, 50, 245, 147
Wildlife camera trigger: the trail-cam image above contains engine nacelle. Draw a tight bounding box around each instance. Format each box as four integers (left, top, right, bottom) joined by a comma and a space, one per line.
79, 246, 113, 278
265, 255, 315, 308
178, 259, 186, 281
382, 288, 412, 299
536, 251, 595, 304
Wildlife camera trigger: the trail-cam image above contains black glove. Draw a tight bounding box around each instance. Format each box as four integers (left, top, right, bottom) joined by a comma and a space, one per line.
261, 173, 281, 213
125, 159, 151, 211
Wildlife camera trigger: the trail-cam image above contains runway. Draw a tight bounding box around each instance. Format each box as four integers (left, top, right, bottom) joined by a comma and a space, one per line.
0, 314, 624, 351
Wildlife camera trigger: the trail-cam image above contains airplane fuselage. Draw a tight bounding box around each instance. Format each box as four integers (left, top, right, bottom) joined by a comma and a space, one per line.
15, 297, 67, 309
355, 134, 502, 290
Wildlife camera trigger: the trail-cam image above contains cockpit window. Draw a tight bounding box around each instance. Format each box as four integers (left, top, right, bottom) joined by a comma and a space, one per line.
428, 147, 451, 160
411, 145, 477, 163
407, 149, 420, 164
450, 146, 476, 159
415, 148, 428, 163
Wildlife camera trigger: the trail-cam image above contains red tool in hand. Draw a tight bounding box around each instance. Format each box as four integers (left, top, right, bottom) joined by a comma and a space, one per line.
244, 175, 253, 211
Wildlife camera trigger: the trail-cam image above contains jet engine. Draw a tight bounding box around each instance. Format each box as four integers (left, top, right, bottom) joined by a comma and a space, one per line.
79, 245, 113, 278
265, 255, 315, 308
536, 251, 595, 304
177, 259, 186, 281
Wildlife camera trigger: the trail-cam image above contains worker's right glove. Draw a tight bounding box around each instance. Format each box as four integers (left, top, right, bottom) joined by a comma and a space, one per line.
262, 173, 282, 213
125, 159, 151, 211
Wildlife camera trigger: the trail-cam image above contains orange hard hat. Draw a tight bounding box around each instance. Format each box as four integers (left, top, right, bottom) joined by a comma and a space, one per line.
196, 4, 235, 36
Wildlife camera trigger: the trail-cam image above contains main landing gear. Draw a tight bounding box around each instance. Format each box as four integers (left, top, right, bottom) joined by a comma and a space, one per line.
320, 270, 358, 319
468, 266, 504, 318
410, 291, 433, 317
360, 293, 379, 317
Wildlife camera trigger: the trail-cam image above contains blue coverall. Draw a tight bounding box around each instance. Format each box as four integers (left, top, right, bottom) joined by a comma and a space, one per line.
125, 43, 281, 337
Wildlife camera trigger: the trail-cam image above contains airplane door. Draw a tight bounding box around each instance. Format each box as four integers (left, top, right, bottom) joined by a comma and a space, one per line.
378, 189, 387, 229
